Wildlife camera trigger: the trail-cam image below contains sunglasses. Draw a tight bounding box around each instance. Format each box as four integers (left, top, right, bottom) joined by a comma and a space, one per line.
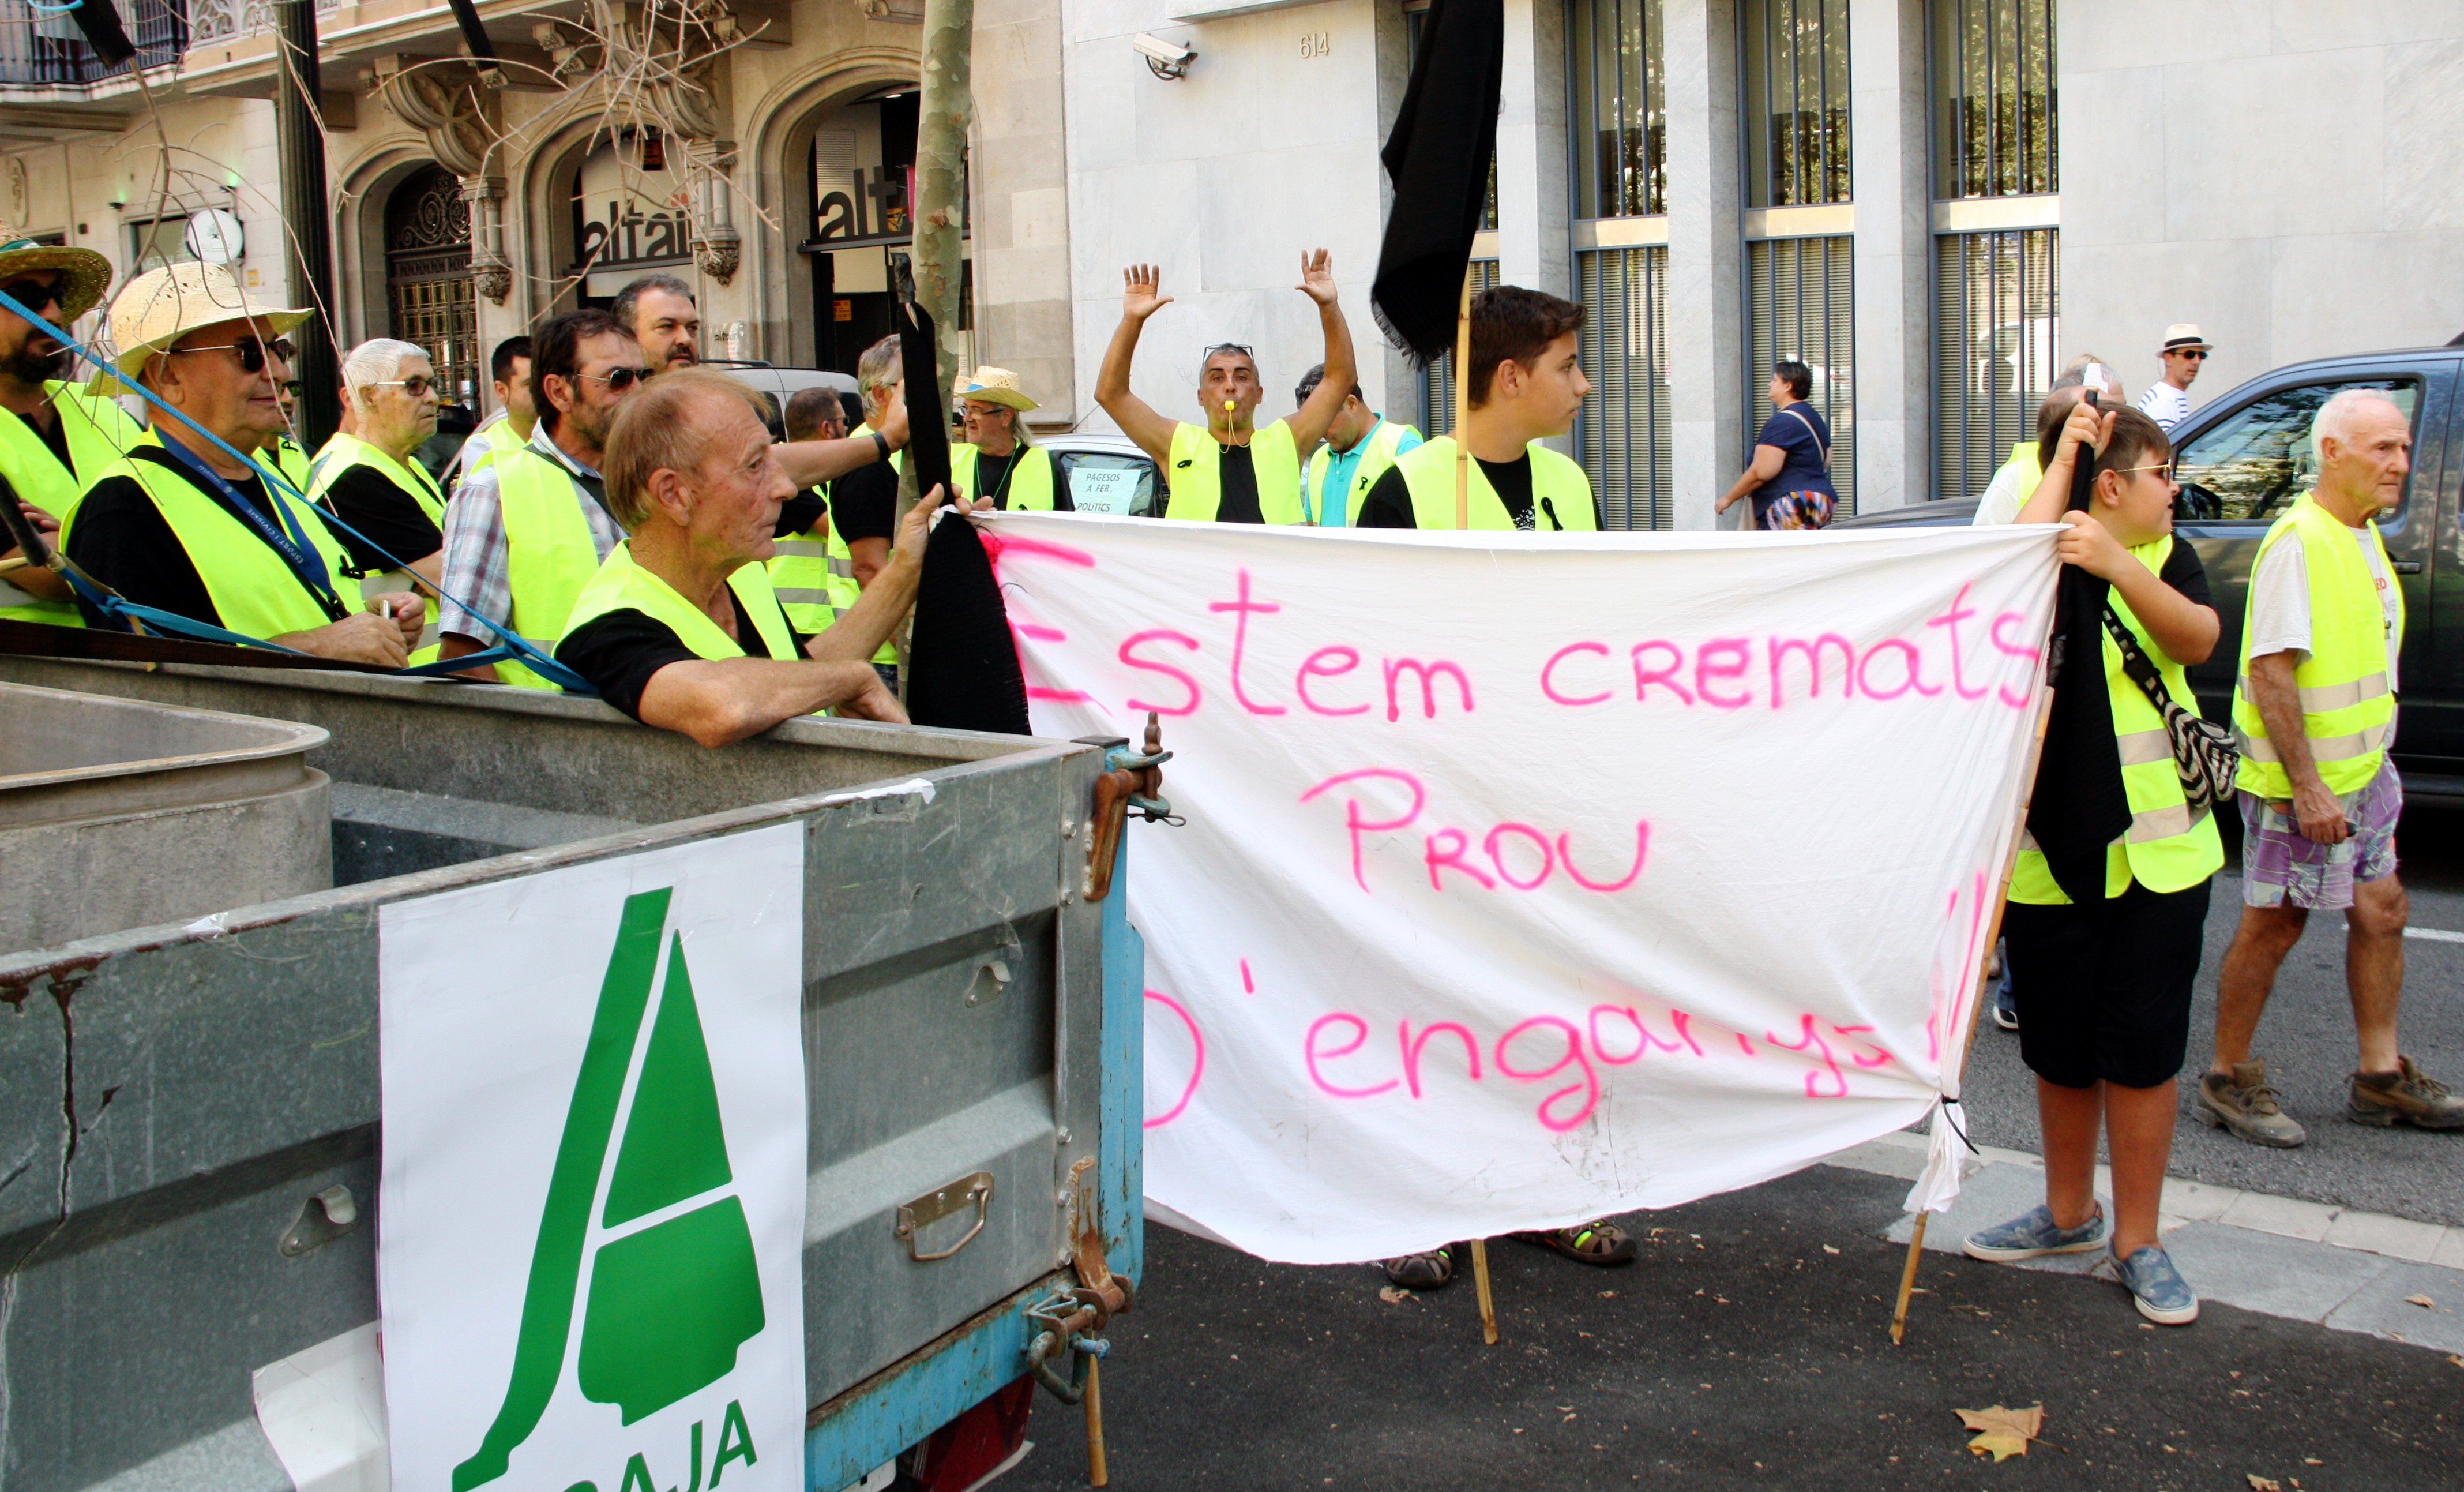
576, 366, 652, 391
0, 278, 63, 314
368, 374, 440, 397
2171, 348, 2208, 361
1201, 343, 1256, 368
278, 379, 303, 398
2115, 462, 2177, 481
172, 336, 296, 374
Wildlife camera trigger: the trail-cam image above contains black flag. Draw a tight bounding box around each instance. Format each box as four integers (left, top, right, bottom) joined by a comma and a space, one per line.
895, 299, 953, 506
2022, 396, 2131, 904
1369, 0, 1504, 363
68, 0, 136, 64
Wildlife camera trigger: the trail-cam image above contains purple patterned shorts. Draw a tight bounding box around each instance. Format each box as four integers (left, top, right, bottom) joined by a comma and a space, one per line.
2238, 758, 2402, 910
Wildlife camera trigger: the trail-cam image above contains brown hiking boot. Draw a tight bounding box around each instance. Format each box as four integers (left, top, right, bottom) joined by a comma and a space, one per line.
2195, 1060, 2307, 1147
2349, 1056, 2464, 1130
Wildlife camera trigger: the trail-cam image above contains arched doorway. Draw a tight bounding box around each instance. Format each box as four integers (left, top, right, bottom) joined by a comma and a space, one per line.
385, 165, 481, 408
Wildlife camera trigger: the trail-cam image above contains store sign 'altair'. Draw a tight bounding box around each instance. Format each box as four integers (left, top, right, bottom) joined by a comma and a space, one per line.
578, 200, 690, 270
814, 165, 911, 242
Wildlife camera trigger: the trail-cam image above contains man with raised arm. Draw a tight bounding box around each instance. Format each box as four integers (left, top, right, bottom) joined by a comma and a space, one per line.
1095, 251, 1356, 524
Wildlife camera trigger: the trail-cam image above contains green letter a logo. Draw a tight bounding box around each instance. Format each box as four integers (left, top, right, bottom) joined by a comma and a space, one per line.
452, 888, 767, 1491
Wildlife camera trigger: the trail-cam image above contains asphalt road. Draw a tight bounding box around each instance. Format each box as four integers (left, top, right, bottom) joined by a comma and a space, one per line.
1962, 800, 2464, 1227
1004, 1167, 2459, 1491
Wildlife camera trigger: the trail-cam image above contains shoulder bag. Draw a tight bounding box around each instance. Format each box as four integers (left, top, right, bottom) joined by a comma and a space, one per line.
2099, 607, 2239, 812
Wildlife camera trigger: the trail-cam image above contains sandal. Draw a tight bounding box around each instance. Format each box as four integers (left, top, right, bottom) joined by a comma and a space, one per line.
1511, 1221, 1637, 1266
1383, 1245, 1457, 1290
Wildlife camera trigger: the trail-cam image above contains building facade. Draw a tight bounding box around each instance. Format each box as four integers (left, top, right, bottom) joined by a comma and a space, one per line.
5, 0, 2461, 522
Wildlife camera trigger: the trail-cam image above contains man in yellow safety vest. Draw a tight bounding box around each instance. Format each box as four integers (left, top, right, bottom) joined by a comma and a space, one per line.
1094, 250, 1357, 524
951, 365, 1057, 511
310, 337, 449, 662
0, 220, 146, 625
2200, 387, 2464, 1141
1294, 361, 1421, 527
1356, 286, 1599, 533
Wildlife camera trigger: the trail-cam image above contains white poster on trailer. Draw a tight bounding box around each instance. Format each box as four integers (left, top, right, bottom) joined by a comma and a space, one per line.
378, 824, 807, 1492
986, 512, 2061, 1265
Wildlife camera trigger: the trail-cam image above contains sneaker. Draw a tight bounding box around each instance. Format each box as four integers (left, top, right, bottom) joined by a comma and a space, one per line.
1990, 974, 2019, 1032
1962, 1202, 2108, 1262
2113, 1244, 2199, 1325
2195, 1060, 2308, 1148
2349, 1056, 2464, 1130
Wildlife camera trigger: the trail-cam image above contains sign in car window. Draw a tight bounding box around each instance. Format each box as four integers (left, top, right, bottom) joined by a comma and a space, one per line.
1069, 463, 1146, 516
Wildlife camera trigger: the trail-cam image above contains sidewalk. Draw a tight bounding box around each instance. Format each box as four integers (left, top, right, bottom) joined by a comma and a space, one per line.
1003, 1162, 2461, 1491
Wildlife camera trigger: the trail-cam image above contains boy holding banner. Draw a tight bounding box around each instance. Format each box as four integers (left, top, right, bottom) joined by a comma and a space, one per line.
1962, 404, 2223, 1326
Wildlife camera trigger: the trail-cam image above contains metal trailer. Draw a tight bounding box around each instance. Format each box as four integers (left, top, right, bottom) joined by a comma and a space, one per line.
0, 658, 1147, 1491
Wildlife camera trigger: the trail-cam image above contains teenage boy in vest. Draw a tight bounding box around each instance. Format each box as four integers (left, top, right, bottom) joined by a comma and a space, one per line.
1094, 250, 1357, 524
0, 222, 147, 625
1293, 362, 1420, 527
1355, 286, 1600, 532
1966, 404, 2223, 1326
2200, 388, 2463, 1142
557, 369, 989, 743
311, 338, 448, 661
63, 264, 422, 665
439, 311, 899, 684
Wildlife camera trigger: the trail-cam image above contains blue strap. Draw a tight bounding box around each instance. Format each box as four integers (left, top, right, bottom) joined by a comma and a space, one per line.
141, 438, 348, 619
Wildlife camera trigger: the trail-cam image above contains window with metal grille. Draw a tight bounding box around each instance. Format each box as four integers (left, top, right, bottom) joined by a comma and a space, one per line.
1745, 235, 1854, 513
1571, 0, 1665, 219
385, 165, 480, 409
1741, 0, 1850, 208
1933, 228, 2056, 502
1419, 258, 1501, 436
1574, 247, 1671, 529
1930, 0, 2056, 200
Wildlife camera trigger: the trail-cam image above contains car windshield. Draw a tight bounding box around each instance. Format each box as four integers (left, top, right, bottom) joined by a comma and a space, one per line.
2174, 378, 2419, 523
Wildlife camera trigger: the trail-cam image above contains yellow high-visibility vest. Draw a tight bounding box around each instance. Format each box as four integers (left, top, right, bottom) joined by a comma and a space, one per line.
2012, 534, 2227, 904
1164, 419, 1304, 523
1389, 437, 1599, 531
769, 421, 896, 663
1302, 417, 1418, 526
2230, 493, 2405, 799
951, 442, 1057, 511
560, 539, 800, 665
495, 446, 608, 689
309, 431, 446, 663
0, 381, 148, 624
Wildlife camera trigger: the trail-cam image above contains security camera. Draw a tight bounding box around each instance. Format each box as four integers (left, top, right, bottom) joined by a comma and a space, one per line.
1132, 32, 1196, 80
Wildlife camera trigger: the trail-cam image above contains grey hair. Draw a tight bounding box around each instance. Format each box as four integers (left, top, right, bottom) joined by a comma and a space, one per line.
2314, 388, 2405, 452
611, 272, 695, 332
341, 338, 430, 406
855, 335, 902, 407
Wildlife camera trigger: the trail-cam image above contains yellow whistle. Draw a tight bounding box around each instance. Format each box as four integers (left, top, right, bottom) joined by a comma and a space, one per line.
1222, 399, 1237, 412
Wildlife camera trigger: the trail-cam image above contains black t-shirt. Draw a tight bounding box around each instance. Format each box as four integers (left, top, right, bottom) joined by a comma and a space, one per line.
776, 484, 828, 539
66, 449, 344, 629
2152, 534, 2212, 615
832, 460, 899, 545
1357, 455, 1539, 530
556, 593, 814, 722
972, 448, 1019, 508
320, 463, 442, 572
1212, 444, 1263, 524
16, 406, 70, 471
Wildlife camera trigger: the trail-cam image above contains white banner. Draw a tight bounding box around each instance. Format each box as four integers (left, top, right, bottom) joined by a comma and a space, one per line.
379, 826, 807, 1492
990, 513, 2060, 1265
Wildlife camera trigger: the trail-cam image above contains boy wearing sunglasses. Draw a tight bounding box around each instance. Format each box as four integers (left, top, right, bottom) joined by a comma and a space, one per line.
2136, 324, 2211, 433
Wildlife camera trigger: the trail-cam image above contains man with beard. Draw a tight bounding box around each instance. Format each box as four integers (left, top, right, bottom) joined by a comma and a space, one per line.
0, 223, 146, 625
613, 273, 701, 376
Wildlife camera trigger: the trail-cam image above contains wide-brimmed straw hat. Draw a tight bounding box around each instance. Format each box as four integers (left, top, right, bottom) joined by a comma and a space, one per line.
952, 365, 1039, 412
91, 260, 310, 393
2160, 323, 2213, 353
0, 220, 112, 324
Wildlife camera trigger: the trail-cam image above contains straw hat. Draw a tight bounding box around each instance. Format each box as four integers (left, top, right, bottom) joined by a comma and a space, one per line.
90, 260, 309, 393
2159, 323, 2213, 353
0, 220, 112, 324
952, 365, 1038, 412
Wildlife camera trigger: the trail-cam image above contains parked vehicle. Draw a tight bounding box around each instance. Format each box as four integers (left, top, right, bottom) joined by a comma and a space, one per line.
1838, 346, 2458, 799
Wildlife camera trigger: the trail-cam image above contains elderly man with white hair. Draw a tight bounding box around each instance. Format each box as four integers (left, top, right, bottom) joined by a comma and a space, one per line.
1971, 355, 2126, 526
62, 264, 421, 665
309, 337, 447, 659
555, 368, 987, 746
2200, 386, 2463, 1143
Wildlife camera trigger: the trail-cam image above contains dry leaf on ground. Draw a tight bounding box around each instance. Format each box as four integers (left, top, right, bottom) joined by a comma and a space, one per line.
1955, 1404, 2043, 1461
2248, 1476, 2283, 1491
1376, 1285, 1415, 1304
2403, 1294, 2434, 1308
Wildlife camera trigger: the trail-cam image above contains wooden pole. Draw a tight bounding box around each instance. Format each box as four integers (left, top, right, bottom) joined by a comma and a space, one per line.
1469, 1238, 1498, 1345
1890, 682, 2058, 1345
1082, 1357, 1108, 1486
1452, 268, 1473, 530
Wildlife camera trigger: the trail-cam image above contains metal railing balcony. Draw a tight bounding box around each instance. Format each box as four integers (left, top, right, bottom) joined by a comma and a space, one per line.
0, 0, 187, 87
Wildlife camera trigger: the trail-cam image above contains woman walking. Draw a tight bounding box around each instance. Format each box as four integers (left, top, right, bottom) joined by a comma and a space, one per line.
1963, 403, 2223, 1325
1716, 359, 1837, 529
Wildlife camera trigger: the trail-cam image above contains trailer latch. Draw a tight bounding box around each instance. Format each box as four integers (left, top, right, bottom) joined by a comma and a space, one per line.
278, 1185, 359, 1257
1077, 713, 1181, 902
1022, 1225, 1133, 1404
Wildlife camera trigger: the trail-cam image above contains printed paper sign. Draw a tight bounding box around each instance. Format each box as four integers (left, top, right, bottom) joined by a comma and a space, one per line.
1066, 465, 1144, 515
379, 825, 807, 1492
988, 513, 2059, 1264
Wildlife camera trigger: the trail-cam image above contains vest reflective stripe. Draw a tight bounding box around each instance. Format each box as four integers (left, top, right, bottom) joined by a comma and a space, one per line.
64, 451, 365, 640
2229, 493, 2404, 798
951, 442, 1057, 511
495, 447, 607, 689
1302, 418, 1418, 526
1389, 437, 1600, 531
2012, 534, 2225, 904
310, 432, 447, 663
560, 541, 801, 666
1163, 420, 1304, 523
0, 383, 148, 623
769, 421, 898, 664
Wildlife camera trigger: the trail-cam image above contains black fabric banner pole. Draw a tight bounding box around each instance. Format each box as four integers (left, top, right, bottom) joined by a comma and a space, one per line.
1370, 0, 1504, 365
